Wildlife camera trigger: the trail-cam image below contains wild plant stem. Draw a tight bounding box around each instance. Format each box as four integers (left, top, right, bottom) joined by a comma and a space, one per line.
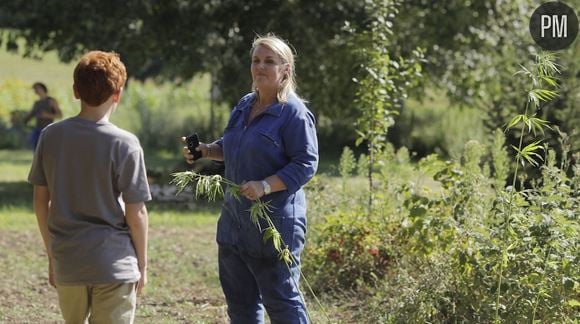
494, 252, 505, 323
530, 245, 552, 323
368, 127, 375, 217
495, 100, 530, 322
287, 252, 332, 322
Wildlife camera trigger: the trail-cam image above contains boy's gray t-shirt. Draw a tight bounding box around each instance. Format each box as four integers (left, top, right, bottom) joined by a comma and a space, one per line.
28, 116, 151, 285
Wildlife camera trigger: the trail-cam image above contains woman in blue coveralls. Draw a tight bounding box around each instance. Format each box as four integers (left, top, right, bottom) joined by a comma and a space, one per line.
182, 35, 318, 323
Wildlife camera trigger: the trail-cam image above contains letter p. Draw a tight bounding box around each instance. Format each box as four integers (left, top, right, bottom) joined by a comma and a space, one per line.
541, 15, 552, 37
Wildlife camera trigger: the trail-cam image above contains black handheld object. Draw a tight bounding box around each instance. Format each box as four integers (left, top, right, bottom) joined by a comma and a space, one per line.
186, 132, 203, 161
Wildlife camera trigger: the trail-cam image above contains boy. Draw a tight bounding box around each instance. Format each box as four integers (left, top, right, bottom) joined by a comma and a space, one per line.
28, 51, 150, 324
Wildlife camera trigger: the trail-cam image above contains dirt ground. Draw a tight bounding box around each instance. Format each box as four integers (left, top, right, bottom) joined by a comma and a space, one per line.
0, 224, 229, 323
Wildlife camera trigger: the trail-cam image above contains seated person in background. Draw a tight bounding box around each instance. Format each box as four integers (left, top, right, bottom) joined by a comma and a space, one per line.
24, 82, 62, 150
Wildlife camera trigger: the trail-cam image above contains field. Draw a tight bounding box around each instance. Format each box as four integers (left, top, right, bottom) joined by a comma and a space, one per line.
0, 150, 229, 323
0, 150, 341, 323
0, 49, 339, 323
2, 36, 577, 323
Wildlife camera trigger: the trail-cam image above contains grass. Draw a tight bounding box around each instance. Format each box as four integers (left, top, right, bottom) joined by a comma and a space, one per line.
0, 150, 335, 323
0, 45, 74, 87
0, 150, 33, 182
401, 89, 487, 159
0, 209, 227, 323
0, 149, 229, 323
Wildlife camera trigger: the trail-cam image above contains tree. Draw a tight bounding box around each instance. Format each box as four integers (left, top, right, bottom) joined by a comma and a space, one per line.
352, 0, 424, 214
1, 0, 576, 156
393, 0, 579, 156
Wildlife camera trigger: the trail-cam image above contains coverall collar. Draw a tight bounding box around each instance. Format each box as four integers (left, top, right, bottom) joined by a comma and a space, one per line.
238, 93, 284, 117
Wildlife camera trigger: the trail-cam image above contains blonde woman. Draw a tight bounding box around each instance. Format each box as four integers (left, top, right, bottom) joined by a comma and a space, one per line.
183, 35, 318, 323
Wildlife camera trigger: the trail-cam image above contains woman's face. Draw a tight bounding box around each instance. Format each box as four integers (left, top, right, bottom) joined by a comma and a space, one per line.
251, 45, 287, 94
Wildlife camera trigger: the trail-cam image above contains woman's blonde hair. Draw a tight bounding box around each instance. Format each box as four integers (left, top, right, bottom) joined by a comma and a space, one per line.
250, 34, 301, 103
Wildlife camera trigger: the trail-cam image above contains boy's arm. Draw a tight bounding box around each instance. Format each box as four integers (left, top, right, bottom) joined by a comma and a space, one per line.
33, 185, 54, 287
125, 202, 148, 295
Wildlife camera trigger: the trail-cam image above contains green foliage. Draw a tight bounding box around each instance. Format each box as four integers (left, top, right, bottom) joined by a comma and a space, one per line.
304, 53, 579, 322
338, 146, 356, 191
395, 93, 488, 159
0, 0, 367, 125
306, 142, 578, 322
356, 153, 368, 177
490, 128, 509, 189
351, 0, 424, 213
305, 210, 395, 290
116, 78, 230, 151
0, 79, 33, 120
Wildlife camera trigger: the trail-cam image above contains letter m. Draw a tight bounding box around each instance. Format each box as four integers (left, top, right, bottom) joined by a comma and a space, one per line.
553, 15, 568, 38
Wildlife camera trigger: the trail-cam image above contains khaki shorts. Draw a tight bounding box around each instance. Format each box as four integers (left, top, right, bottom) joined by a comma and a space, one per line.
56, 282, 137, 324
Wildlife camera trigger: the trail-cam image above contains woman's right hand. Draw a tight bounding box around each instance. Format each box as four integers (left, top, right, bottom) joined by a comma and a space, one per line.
181, 137, 208, 164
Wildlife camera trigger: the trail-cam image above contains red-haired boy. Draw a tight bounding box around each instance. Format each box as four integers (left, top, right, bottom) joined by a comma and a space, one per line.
28, 51, 150, 324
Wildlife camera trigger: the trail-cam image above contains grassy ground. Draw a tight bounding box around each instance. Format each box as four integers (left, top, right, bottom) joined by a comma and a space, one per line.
0, 150, 228, 323
0, 150, 336, 323
0, 211, 227, 323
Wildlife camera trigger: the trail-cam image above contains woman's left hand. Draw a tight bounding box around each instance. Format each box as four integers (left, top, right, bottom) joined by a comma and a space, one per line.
240, 181, 265, 201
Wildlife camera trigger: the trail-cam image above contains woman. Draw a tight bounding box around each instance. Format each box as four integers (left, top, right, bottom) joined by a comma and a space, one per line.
182, 35, 318, 323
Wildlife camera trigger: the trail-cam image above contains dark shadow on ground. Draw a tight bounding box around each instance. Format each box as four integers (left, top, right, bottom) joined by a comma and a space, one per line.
0, 181, 32, 209
0, 179, 221, 214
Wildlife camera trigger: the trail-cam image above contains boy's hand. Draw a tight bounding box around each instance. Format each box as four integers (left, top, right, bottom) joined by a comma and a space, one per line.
137, 268, 147, 295
48, 260, 55, 288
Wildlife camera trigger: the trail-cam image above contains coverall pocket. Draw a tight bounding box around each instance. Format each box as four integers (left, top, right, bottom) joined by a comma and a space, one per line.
257, 130, 280, 147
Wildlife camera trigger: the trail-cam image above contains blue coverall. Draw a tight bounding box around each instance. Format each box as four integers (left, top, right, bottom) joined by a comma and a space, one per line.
215, 92, 319, 323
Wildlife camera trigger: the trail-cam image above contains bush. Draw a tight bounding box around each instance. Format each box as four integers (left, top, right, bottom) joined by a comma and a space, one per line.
303, 54, 578, 323
304, 140, 579, 322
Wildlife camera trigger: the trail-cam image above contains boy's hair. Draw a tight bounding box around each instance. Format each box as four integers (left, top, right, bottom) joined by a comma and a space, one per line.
73, 51, 127, 107
32, 82, 48, 93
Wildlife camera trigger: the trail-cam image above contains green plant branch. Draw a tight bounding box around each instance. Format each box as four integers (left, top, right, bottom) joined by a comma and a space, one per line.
495, 51, 560, 323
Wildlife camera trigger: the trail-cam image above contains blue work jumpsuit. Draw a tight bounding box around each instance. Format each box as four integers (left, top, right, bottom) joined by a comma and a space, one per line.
215, 92, 318, 323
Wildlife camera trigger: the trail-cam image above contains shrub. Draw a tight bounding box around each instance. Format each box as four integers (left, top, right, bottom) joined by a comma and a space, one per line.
303, 52, 579, 323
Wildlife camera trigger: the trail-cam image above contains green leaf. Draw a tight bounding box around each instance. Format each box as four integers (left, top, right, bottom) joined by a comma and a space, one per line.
506, 115, 524, 130
170, 171, 195, 195
272, 230, 282, 252
512, 141, 545, 167
522, 115, 531, 132
567, 299, 580, 307
263, 227, 274, 244
528, 117, 552, 136
540, 75, 557, 87
229, 186, 242, 202
533, 89, 558, 102
278, 248, 292, 265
